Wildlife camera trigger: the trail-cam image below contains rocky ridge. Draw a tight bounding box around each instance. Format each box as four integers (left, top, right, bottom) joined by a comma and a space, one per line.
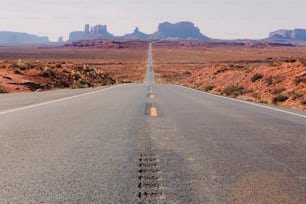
0, 32, 49, 43
68, 21, 209, 41
269, 29, 306, 42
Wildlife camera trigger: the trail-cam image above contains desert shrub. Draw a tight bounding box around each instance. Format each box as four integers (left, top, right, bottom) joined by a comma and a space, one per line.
214, 67, 228, 75
204, 85, 215, 91
82, 64, 90, 71
223, 85, 246, 97
251, 92, 261, 99
4, 76, 12, 80
292, 93, 303, 100
23, 82, 44, 91
73, 73, 81, 81
71, 80, 92, 89
41, 68, 57, 78
265, 75, 273, 86
29, 64, 37, 69
294, 75, 306, 85
55, 64, 62, 68
80, 80, 92, 87
272, 95, 289, 103
183, 71, 192, 75
0, 87, 7, 93
285, 59, 297, 63
251, 73, 264, 82
272, 88, 286, 95
14, 69, 23, 75
11, 62, 28, 70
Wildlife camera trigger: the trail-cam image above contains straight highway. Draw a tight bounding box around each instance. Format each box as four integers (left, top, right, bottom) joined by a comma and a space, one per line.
0, 44, 306, 203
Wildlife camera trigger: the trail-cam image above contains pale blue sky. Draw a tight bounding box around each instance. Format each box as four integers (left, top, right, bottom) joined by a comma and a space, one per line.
0, 0, 305, 41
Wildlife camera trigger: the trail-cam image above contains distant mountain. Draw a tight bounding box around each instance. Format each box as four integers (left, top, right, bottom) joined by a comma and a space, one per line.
68, 21, 209, 41
269, 29, 306, 41
0, 31, 49, 43
3, 24, 306, 44
69, 24, 113, 42
150, 22, 209, 40
122, 27, 149, 39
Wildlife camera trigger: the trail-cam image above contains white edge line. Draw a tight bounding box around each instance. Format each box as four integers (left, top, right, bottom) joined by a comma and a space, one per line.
172, 84, 306, 119
0, 85, 125, 116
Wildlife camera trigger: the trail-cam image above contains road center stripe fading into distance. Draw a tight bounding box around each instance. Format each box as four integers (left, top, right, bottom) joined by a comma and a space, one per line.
173, 84, 306, 119
0, 85, 125, 116
150, 107, 158, 117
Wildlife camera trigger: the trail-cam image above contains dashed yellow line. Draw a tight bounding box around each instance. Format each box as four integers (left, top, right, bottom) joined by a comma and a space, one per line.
150, 107, 158, 117
146, 86, 157, 116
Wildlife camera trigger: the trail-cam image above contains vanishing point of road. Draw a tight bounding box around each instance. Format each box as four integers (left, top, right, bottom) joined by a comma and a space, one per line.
1, 43, 306, 204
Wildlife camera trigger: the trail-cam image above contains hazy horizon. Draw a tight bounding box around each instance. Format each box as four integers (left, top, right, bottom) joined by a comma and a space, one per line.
1, 0, 305, 41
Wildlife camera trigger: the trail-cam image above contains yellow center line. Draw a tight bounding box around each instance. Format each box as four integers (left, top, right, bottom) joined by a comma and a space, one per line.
150, 107, 158, 117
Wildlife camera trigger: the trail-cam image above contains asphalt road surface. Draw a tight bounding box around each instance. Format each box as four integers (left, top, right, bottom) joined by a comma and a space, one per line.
1, 44, 306, 204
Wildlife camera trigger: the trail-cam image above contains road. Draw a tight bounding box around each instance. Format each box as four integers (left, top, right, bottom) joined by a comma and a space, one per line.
1, 44, 306, 203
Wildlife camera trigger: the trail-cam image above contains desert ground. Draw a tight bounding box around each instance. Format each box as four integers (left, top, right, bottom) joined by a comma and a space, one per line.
0, 40, 305, 110
0, 42, 148, 93
153, 41, 306, 110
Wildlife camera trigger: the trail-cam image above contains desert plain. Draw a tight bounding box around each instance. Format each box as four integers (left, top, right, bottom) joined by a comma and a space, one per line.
0, 40, 305, 110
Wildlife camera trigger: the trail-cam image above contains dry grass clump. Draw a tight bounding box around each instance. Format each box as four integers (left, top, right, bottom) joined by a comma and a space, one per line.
272, 95, 289, 104
223, 86, 246, 97
251, 73, 264, 82
10, 62, 28, 70
272, 88, 286, 95
204, 85, 215, 92
0, 87, 7, 93
294, 74, 306, 85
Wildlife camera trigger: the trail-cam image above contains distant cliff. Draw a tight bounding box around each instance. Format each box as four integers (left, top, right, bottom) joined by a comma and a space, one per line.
69, 24, 113, 42
122, 27, 149, 39
68, 21, 210, 41
0, 32, 49, 43
150, 22, 209, 40
269, 29, 306, 41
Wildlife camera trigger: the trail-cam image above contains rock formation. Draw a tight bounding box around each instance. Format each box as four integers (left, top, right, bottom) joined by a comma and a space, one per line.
0, 31, 49, 43
149, 22, 209, 40
68, 21, 210, 41
122, 27, 149, 39
69, 24, 114, 42
269, 29, 306, 41
57, 36, 64, 43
